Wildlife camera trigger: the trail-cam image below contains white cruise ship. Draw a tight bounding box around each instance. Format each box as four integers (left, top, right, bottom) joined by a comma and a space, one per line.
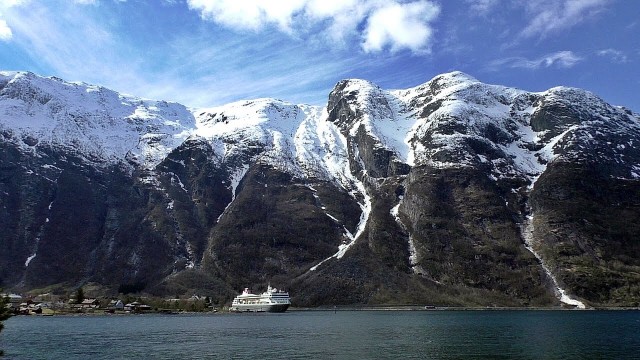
229, 285, 291, 313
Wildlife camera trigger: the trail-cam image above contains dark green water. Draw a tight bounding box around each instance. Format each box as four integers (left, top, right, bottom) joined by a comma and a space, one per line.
1, 310, 639, 359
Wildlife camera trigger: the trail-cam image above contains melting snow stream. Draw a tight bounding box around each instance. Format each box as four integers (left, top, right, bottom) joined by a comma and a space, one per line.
310, 178, 371, 271
521, 215, 586, 309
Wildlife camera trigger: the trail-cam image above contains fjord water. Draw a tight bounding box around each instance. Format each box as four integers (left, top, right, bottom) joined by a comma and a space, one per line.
2, 310, 639, 359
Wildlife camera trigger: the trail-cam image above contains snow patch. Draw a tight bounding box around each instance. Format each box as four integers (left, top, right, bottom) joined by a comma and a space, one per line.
216, 165, 249, 223
230, 166, 249, 200
185, 242, 195, 269
325, 213, 340, 223
169, 172, 188, 193
390, 200, 431, 277
195, 99, 318, 175
24, 253, 37, 267
340, 80, 417, 165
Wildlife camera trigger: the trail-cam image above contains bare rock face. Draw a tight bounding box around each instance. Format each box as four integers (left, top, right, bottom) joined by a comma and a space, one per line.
327, 79, 411, 179
1, 70, 639, 307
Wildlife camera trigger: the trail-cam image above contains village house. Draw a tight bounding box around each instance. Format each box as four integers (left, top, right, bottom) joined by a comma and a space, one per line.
107, 299, 125, 311
188, 294, 204, 302
80, 298, 101, 309
124, 301, 152, 312
2, 293, 23, 309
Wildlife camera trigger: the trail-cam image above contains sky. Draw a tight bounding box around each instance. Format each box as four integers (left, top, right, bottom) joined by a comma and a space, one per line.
0, 0, 638, 111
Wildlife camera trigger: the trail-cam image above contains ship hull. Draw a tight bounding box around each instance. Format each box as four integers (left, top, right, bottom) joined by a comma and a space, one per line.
230, 303, 290, 313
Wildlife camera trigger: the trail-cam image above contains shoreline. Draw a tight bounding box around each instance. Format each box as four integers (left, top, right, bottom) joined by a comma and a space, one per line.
10, 305, 640, 317
290, 305, 640, 312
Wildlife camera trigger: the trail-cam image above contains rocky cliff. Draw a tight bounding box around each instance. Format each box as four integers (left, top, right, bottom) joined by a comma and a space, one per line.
1, 70, 639, 307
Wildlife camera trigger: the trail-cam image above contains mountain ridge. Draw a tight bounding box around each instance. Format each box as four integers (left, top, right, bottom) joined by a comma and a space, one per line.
1, 70, 639, 307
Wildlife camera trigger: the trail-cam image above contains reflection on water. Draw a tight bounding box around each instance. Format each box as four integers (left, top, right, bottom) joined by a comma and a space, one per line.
1, 310, 639, 359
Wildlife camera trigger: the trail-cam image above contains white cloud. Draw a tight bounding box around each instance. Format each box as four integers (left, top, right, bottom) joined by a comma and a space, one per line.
489, 51, 583, 70
597, 48, 628, 63
304, 0, 367, 44
521, 0, 610, 38
465, 0, 499, 16
0, 0, 30, 41
186, 0, 441, 54
187, 0, 306, 31
0, 19, 11, 40
0, 0, 365, 107
0, 0, 30, 6
362, 1, 440, 53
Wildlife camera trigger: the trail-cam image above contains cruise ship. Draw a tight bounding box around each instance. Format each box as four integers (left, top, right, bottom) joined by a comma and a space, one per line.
229, 285, 291, 313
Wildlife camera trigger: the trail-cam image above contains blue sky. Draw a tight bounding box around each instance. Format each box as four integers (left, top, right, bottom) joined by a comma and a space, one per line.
0, 0, 638, 111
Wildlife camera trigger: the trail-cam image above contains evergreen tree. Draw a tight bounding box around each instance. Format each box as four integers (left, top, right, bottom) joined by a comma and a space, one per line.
76, 287, 85, 304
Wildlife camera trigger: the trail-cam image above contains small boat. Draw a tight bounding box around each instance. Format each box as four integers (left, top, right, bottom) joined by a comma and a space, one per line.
229, 285, 291, 313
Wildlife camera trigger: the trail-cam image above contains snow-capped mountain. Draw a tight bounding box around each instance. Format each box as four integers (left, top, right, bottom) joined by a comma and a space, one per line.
1, 70, 639, 307
0, 71, 194, 169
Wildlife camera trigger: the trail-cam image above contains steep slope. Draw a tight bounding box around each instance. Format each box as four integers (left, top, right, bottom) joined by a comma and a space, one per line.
0, 71, 219, 293
294, 72, 640, 307
293, 75, 553, 306
0, 72, 366, 302
525, 89, 640, 306
1, 70, 638, 307
182, 99, 365, 298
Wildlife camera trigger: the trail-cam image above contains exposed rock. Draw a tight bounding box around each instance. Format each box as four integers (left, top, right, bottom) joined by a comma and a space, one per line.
1, 70, 639, 307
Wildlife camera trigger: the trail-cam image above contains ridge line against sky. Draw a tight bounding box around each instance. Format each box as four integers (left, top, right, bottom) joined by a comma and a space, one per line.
0, 0, 638, 111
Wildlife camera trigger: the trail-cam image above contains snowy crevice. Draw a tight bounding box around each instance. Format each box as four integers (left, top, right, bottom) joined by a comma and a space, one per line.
521, 214, 586, 309
307, 185, 342, 224
25, 186, 58, 268
24, 253, 37, 268
216, 166, 249, 224
309, 174, 371, 271
390, 201, 417, 266
512, 116, 586, 308
156, 169, 195, 270
168, 172, 188, 193
309, 82, 416, 272
310, 128, 372, 271
390, 200, 430, 277
164, 200, 194, 271
184, 241, 195, 269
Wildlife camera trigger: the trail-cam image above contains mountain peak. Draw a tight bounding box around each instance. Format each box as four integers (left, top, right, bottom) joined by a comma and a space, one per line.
0, 70, 23, 79
429, 70, 478, 84
2, 69, 640, 307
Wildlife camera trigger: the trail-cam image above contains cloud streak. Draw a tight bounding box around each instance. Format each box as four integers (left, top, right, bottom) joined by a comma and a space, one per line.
489, 51, 583, 70
597, 48, 628, 63
465, 0, 499, 16
1, 0, 634, 112
156, 31, 363, 106
0, 1, 368, 107
186, 0, 441, 54
5, 3, 129, 76
521, 0, 610, 38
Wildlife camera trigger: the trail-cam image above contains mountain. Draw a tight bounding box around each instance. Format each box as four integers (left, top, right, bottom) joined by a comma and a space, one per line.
1, 70, 639, 307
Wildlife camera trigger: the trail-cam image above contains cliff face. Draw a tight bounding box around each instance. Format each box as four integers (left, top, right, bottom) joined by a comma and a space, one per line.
1, 70, 639, 307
